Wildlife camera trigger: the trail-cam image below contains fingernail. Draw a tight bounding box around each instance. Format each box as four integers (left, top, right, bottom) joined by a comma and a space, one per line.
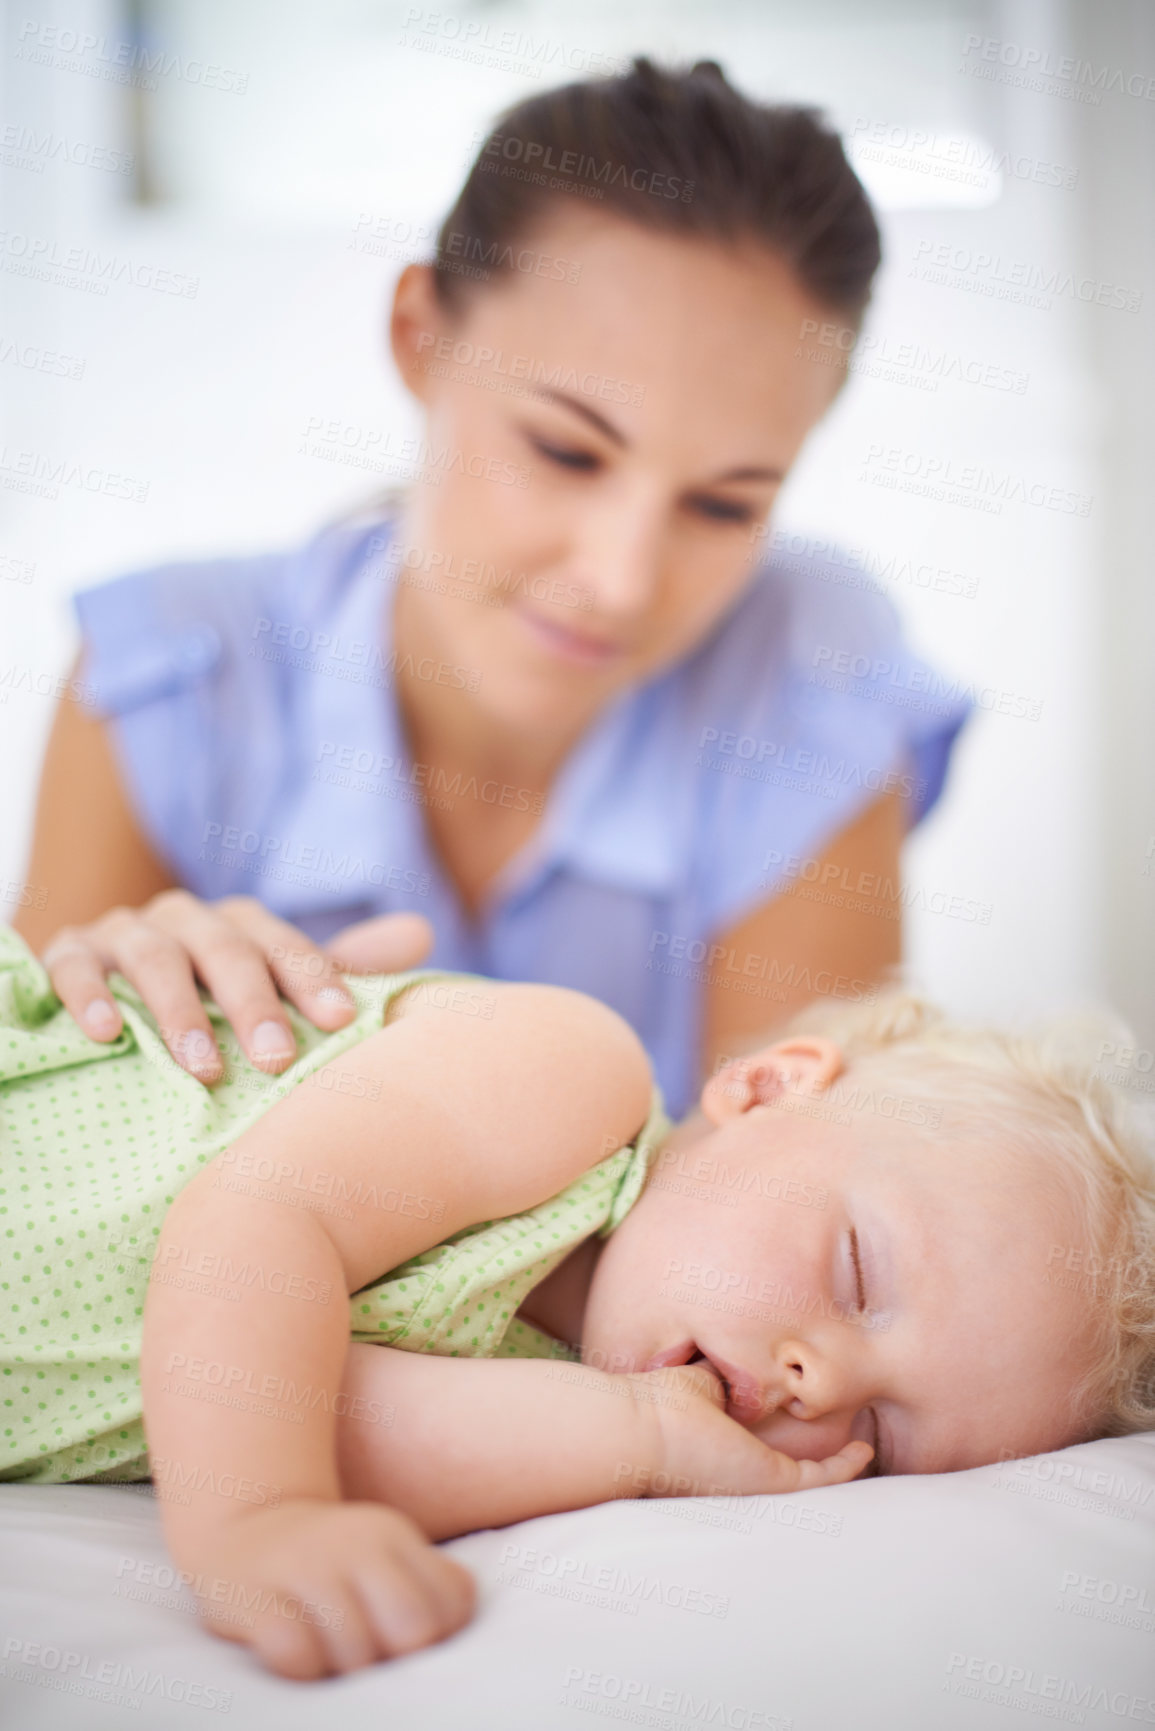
82, 1000, 119, 1036
177, 1030, 219, 1073
251, 1020, 294, 1059
313, 986, 353, 1023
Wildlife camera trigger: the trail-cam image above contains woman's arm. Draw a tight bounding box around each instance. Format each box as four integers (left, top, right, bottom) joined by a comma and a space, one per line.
141, 981, 652, 1675
700, 788, 905, 1086
13, 662, 429, 1077
13, 665, 177, 945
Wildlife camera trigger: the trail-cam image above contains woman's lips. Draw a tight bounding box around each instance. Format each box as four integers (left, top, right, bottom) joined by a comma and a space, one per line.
514, 603, 625, 667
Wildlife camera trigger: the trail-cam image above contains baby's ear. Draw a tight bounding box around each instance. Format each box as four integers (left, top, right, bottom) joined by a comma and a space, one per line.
700, 1037, 844, 1124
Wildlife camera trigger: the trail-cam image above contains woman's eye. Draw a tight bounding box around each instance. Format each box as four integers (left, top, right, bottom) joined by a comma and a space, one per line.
690, 496, 756, 524
527, 435, 600, 471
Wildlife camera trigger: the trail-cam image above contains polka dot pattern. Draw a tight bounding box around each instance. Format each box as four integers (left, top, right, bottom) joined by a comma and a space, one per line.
0, 930, 670, 1485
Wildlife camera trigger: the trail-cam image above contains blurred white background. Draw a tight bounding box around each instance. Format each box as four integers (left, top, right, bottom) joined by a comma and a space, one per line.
1, 0, 1152, 1045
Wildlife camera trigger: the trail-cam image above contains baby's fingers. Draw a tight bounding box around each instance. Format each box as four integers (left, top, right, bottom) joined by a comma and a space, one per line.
778, 1439, 875, 1491
355, 1546, 475, 1659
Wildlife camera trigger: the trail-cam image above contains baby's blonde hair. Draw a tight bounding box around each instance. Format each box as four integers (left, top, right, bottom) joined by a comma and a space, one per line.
780, 991, 1155, 1441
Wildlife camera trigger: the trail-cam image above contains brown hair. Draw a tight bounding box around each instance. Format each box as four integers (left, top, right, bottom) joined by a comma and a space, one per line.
432, 56, 882, 324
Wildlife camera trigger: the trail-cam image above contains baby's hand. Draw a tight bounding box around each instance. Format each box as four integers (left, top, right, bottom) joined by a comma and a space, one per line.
627, 1363, 873, 1498
188, 1499, 475, 1679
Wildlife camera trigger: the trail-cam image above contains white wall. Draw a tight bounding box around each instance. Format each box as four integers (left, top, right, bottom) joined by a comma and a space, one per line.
1, 0, 1150, 1039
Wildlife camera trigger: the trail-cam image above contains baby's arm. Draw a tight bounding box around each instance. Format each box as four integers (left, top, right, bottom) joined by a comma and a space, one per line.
333, 1344, 872, 1540
140, 981, 652, 1679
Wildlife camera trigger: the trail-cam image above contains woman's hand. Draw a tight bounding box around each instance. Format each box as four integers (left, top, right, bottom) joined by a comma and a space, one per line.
38, 893, 434, 1082
188, 1499, 475, 1680
627, 1363, 873, 1498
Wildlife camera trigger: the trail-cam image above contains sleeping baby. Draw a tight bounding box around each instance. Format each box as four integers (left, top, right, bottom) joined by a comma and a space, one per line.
0, 926, 1151, 1680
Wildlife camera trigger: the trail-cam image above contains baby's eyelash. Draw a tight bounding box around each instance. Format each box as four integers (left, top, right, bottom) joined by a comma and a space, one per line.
849, 1226, 867, 1312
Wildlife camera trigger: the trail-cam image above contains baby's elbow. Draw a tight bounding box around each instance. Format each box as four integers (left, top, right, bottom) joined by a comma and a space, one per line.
495, 981, 655, 1145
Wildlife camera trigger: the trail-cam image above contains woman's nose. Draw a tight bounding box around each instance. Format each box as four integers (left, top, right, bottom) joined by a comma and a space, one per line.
573, 489, 667, 619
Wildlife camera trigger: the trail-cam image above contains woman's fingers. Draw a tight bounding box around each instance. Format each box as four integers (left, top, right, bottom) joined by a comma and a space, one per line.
325, 912, 435, 974
40, 892, 437, 1087
93, 907, 226, 1080
40, 928, 125, 1042
208, 897, 357, 1031
144, 894, 309, 1072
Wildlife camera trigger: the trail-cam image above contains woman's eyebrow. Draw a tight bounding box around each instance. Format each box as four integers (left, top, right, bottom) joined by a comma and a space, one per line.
529, 387, 626, 445
527, 386, 785, 483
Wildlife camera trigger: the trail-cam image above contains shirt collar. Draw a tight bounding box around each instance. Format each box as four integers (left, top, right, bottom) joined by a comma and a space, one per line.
281, 522, 693, 916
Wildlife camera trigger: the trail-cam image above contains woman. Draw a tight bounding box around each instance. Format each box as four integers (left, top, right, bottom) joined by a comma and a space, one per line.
14, 59, 968, 1119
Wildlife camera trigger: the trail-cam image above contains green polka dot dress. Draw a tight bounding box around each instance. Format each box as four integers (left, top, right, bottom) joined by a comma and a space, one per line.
0, 926, 670, 1485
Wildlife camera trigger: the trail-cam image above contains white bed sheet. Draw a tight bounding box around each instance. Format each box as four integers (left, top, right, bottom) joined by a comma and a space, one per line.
2, 1432, 1153, 1731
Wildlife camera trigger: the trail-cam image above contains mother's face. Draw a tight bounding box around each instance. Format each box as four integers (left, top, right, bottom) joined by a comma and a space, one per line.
389, 207, 846, 731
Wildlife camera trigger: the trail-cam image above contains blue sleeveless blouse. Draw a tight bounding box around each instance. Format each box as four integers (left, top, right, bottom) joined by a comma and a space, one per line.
73, 514, 969, 1116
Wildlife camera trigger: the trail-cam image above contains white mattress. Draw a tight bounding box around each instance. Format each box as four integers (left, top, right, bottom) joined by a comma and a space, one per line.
2, 1432, 1153, 1730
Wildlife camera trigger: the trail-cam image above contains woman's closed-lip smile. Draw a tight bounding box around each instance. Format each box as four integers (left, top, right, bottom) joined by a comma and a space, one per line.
514, 602, 627, 666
